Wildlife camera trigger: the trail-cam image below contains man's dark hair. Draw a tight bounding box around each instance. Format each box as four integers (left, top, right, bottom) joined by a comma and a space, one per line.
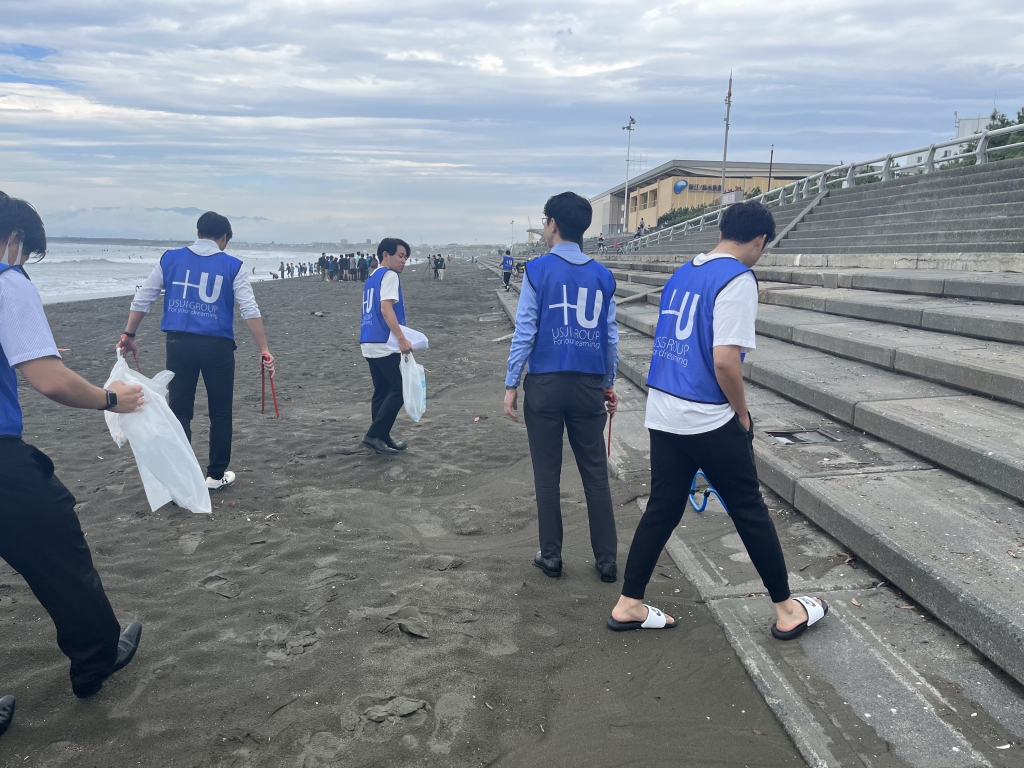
544, 192, 592, 245
378, 237, 410, 259
719, 201, 776, 244
505, 249, 510, 255
197, 211, 233, 241
0, 191, 47, 257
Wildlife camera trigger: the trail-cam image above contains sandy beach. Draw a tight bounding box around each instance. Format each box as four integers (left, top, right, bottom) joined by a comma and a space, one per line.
0, 260, 803, 767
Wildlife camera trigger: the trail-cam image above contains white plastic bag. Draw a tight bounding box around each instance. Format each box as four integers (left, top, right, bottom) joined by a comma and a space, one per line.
104, 353, 211, 514
386, 325, 429, 352
400, 352, 427, 422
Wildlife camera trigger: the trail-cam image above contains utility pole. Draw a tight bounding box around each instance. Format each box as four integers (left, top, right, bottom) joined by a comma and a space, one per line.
767, 144, 774, 193
510, 220, 514, 249
622, 117, 636, 233
720, 72, 733, 205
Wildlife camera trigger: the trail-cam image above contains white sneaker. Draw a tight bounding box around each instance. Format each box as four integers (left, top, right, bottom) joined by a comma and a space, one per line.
206, 471, 236, 491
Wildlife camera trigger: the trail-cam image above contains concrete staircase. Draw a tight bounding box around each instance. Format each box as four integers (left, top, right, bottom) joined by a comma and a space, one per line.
481, 256, 1024, 766
605, 156, 1024, 260
775, 158, 1024, 255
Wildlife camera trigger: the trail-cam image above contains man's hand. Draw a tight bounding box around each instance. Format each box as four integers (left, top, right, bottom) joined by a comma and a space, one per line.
107, 380, 145, 413
503, 388, 519, 421
397, 337, 414, 355
738, 411, 751, 431
117, 334, 138, 357
604, 388, 620, 416
261, 351, 276, 376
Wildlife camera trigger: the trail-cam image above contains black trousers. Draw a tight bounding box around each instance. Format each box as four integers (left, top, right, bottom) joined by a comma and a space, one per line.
523, 373, 617, 566
622, 420, 791, 603
0, 437, 121, 696
166, 332, 235, 480
502, 271, 511, 288
366, 353, 404, 441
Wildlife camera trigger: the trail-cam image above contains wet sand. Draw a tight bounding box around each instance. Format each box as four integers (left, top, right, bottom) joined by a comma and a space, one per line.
0, 261, 803, 767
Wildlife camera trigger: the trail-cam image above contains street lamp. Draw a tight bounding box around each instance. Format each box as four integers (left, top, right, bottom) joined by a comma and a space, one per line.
622, 117, 635, 234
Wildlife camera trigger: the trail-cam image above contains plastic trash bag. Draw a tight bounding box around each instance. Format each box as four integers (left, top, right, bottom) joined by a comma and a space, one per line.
400, 352, 427, 423
387, 325, 429, 352
104, 352, 211, 514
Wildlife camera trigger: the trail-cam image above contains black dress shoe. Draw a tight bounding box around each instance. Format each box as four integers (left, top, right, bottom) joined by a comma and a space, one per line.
384, 438, 407, 451
362, 437, 400, 454
533, 551, 562, 578
0, 695, 15, 738
595, 562, 618, 583
73, 622, 143, 699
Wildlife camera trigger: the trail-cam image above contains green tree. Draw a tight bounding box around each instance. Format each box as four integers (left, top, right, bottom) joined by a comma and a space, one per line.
744, 186, 762, 200
657, 204, 711, 228
943, 107, 1024, 168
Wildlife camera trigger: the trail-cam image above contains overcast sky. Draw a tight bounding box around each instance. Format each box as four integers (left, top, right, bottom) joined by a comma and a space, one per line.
1, 0, 1022, 244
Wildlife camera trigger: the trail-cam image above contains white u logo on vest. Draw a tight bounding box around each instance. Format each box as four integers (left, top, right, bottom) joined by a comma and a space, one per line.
172, 269, 224, 303
661, 290, 700, 340
549, 285, 603, 329
362, 288, 374, 314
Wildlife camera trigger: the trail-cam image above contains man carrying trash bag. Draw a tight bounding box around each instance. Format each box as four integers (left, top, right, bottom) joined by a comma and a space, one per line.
503, 192, 620, 583
0, 192, 145, 719
118, 211, 275, 492
360, 237, 413, 455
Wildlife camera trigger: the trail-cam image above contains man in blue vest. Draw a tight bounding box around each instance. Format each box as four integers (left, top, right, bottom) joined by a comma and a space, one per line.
501, 249, 514, 291
360, 237, 412, 455
0, 192, 145, 718
607, 201, 828, 637
504, 192, 620, 582
119, 212, 274, 491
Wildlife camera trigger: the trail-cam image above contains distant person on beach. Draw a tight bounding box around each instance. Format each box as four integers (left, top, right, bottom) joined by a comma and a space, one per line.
503, 191, 620, 583
501, 249, 514, 291
0, 192, 144, 713
369, 254, 379, 271
360, 237, 412, 455
319, 253, 328, 281
339, 254, 349, 282
607, 201, 828, 636
119, 211, 276, 492
436, 254, 445, 281
357, 254, 368, 281
598, 234, 606, 254
279, 261, 285, 279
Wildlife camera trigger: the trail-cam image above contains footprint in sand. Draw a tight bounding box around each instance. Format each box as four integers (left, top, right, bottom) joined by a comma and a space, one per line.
296, 731, 347, 766
428, 693, 471, 755
200, 575, 241, 598
258, 625, 321, 663
178, 532, 203, 554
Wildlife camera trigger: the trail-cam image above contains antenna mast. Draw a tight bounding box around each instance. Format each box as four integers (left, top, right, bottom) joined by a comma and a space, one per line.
720, 72, 733, 204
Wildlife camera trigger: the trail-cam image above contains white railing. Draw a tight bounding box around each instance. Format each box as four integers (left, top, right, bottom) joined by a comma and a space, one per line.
621, 122, 1024, 253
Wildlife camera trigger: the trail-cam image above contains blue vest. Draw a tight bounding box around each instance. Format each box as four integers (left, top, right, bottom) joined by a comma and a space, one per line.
0, 264, 27, 436
360, 268, 405, 343
646, 258, 754, 404
526, 254, 616, 376
502, 255, 514, 271
160, 247, 241, 339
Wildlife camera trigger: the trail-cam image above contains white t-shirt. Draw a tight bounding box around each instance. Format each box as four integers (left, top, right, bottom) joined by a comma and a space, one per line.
361, 268, 402, 358
0, 268, 60, 366
644, 253, 757, 435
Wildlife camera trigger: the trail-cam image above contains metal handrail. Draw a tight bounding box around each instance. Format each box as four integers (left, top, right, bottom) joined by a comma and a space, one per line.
623, 122, 1024, 253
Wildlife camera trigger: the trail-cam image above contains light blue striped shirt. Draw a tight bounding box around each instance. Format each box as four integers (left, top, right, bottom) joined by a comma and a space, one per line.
505, 242, 618, 388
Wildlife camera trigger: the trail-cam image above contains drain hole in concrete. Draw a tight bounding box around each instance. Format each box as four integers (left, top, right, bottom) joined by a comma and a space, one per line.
766, 430, 838, 445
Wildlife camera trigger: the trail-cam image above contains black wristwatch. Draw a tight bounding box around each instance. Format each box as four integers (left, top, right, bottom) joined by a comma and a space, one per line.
100, 389, 117, 411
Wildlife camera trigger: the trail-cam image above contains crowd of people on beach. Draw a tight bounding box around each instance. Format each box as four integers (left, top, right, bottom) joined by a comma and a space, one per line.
0, 189, 827, 742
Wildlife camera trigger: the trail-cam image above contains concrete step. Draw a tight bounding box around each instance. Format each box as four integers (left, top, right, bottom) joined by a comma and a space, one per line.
759, 285, 1024, 344
818, 161, 1024, 204
796, 208, 1024, 234
754, 267, 1024, 304
805, 197, 1024, 225
817, 177, 1024, 210
780, 228, 1024, 247
755, 304, 1024, 404
772, 242, 1024, 256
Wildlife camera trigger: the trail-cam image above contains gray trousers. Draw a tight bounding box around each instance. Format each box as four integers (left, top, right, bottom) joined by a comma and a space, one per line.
524, 373, 617, 566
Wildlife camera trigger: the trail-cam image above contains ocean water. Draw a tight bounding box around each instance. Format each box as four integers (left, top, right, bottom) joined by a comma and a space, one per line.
24, 243, 331, 304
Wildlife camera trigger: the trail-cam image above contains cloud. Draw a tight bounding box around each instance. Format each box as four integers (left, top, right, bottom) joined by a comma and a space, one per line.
1, 0, 1023, 242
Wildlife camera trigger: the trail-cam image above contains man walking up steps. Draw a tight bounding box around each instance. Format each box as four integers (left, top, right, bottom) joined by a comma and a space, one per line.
607, 201, 828, 637
360, 237, 413, 455
504, 192, 620, 582
119, 211, 275, 492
